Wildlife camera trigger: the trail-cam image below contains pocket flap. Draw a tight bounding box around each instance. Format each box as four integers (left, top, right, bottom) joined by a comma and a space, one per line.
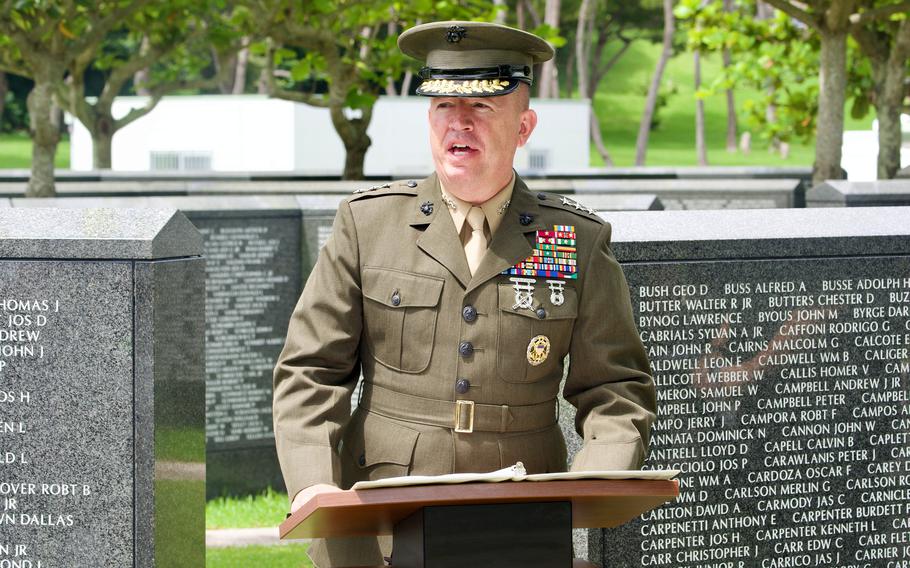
498, 283, 578, 320
363, 267, 444, 308
346, 411, 419, 467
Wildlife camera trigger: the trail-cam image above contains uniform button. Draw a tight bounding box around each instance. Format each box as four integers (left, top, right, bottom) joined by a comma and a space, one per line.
459, 341, 474, 357
406, 180, 418, 188
455, 379, 470, 394
536, 307, 547, 319
358, 453, 366, 467
537, 192, 547, 200
462, 305, 477, 322
391, 290, 401, 306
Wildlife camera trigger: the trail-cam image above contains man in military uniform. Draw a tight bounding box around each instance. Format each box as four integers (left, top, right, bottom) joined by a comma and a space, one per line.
273, 20, 655, 567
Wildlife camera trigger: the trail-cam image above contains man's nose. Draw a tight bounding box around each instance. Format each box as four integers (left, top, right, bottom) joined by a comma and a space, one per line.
449, 105, 474, 130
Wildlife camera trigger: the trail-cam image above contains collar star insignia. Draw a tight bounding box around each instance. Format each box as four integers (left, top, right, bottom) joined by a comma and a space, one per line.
440, 192, 457, 211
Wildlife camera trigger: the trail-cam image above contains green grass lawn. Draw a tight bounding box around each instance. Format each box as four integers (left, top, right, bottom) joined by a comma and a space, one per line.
206, 490, 312, 568
586, 40, 873, 167
0, 132, 69, 168
206, 487, 290, 530
206, 545, 313, 567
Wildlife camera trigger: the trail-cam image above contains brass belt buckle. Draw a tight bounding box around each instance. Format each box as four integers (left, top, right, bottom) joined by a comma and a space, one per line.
454, 400, 475, 433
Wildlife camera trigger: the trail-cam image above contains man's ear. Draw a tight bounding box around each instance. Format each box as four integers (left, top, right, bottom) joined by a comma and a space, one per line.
517, 108, 538, 148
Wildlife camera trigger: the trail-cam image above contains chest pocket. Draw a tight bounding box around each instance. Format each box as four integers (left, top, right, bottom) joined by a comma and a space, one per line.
362, 267, 444, 373
497, 282, 578, 383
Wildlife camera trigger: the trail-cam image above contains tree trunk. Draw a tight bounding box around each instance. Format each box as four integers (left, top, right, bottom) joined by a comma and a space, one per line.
722, 0, 737, 153
493, 0, 507, 23
813, 29, 848, 184
874, 57, 905, 179
565, 49, 576, 99
233, 45, 249, 95
575, 0, 592, 101
134, 36, 152, 96
590, 107, 613, 166
92, 114, 115, 169
0, 72, 7, 126
330, 104, 373, 180
694, 50, 708, 166
635, 0, 674, 166
26, 77, 61, 197
538, 0, 561, 98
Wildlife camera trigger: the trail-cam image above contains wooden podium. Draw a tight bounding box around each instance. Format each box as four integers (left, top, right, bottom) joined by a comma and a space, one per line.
280, 479, 678, 567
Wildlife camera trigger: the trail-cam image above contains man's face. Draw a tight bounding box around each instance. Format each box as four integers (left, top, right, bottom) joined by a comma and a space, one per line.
428, 87, 537, 203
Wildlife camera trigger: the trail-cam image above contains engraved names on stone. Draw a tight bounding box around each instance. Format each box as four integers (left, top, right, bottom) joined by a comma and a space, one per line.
606, 261, 910, 568
0, 264, 134, 567
0, 298, 56, 473
200, 221, 294, 447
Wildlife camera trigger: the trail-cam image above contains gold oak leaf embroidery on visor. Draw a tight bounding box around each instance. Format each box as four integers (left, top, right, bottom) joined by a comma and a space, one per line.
417, 79, 512, 95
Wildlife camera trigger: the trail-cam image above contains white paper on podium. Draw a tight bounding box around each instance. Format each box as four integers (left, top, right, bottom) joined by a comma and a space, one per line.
351, 462, 679, 490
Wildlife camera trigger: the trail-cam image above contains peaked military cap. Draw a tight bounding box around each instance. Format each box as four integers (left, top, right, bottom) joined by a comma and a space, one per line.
398, 21, 555, 97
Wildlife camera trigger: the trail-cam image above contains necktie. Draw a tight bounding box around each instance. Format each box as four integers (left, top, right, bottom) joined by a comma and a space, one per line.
464, 206, 487, 275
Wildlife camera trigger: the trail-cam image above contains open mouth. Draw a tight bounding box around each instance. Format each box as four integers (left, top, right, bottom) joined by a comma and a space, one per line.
448, 143, 478, 156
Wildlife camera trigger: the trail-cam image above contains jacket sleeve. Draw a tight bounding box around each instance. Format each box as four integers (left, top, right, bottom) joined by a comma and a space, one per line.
564, 221, 656, 471
273, 199, 362, 498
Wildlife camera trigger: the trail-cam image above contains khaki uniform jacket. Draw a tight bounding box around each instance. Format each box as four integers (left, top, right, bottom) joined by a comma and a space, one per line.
273, 173, 655, 500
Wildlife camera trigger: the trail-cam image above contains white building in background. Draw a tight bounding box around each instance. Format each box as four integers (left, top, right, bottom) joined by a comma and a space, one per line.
68, 94, 590, 176
841, 114, 910, 180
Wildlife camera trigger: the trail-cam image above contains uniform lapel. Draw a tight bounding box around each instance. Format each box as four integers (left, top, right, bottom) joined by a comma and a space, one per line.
409, 174, 472, 288
466, 175, 544, 295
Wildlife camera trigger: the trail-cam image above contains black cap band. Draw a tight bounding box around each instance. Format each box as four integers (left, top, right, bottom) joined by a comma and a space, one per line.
418, 64, 532, 84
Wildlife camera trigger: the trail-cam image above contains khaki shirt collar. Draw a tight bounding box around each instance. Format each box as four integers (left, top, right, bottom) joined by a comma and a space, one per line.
439, 172, 516, 236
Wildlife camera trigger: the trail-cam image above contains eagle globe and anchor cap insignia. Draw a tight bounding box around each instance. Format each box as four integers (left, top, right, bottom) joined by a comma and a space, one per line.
446, 25, 467, 43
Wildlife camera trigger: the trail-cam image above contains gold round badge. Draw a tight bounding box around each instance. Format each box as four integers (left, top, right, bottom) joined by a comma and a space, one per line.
526, 335, 550, 366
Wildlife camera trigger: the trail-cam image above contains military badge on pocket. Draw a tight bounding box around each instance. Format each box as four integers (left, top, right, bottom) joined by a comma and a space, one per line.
526, 335, 550, 366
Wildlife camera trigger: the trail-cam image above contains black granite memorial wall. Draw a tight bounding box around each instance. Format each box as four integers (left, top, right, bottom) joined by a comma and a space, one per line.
591, 207, 910, 568
0, 208, 205, 567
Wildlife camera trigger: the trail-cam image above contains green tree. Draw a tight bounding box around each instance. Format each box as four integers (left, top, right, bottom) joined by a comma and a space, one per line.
553, 0, 662, 164
248, 0, 496, 180
0, 0, 152, 196
60, 0, 248, 169
677, 0, 823, 150
678, 0, 909, 181
851, 3, 910, 179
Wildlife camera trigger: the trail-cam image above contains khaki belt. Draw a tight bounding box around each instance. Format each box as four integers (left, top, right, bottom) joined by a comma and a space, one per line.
360, 383, 557, 434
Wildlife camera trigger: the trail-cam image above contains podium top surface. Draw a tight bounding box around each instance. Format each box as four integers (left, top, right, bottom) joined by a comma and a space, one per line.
280, 479, 679, 540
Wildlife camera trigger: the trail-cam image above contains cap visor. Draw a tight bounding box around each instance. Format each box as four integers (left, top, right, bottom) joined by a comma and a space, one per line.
416, 78, 521, 97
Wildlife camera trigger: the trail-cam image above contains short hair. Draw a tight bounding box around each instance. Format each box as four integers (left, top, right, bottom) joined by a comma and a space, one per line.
516, 82, 530, 110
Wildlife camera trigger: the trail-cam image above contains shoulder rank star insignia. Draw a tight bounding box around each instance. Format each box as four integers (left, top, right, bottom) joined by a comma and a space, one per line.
352, 183, 390, 194
560, 196, 596, 215
527, 335, 550, 366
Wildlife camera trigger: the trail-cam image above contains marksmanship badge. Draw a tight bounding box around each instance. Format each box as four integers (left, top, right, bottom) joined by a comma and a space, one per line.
510, 277, 536, 310
546, 280, 565, 306
526, 335, 550, 366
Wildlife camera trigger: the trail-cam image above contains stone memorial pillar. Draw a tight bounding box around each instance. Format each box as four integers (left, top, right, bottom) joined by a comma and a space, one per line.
0, 208, 205, 567
587, 206, 910, 568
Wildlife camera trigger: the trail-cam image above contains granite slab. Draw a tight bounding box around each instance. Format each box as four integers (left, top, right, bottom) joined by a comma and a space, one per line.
0, 208, 201, 259
807, 180, 910, 207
